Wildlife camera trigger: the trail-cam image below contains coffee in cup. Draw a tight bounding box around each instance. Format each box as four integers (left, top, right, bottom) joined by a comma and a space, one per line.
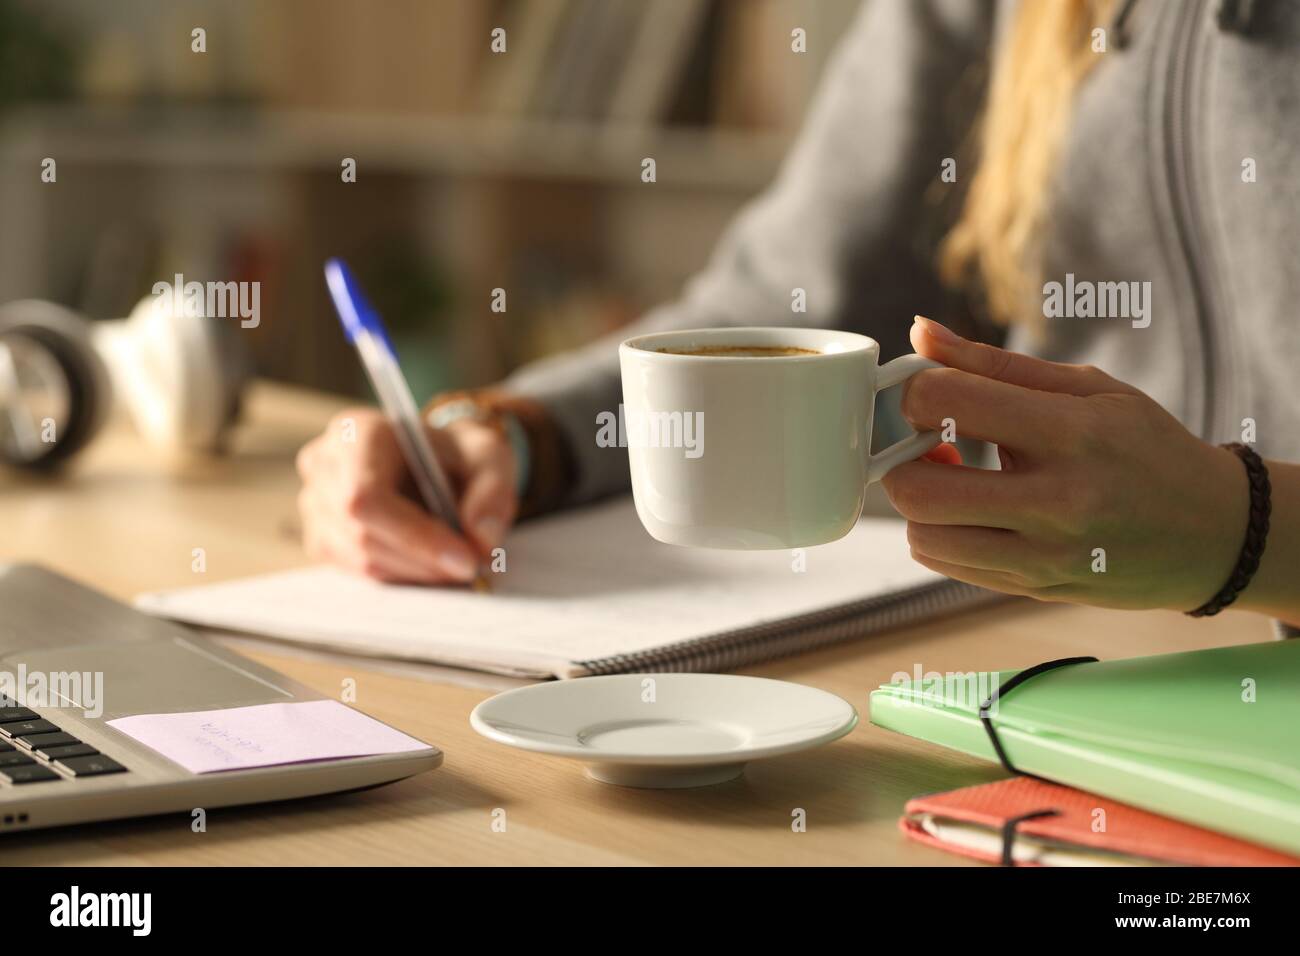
657, 345, 821, 358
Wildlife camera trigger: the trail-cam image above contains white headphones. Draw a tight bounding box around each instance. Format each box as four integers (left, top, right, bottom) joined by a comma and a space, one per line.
0, 295, 246, 468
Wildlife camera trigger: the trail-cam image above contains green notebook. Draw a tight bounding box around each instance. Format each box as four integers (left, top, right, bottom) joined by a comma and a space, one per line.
870, 640, 1300, 854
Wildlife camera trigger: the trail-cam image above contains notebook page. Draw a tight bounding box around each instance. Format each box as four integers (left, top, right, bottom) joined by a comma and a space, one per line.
137, 497, 940, 677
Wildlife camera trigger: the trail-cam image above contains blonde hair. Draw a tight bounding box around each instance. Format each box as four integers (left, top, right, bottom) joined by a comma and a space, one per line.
940, 0, 1116, 325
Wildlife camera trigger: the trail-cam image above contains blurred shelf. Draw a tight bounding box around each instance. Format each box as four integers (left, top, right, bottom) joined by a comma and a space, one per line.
0, 105, 791, 191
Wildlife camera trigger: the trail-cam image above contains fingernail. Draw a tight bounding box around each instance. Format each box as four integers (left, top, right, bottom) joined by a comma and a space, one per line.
473, 516, 505, 550
440, 547, 478, 581
914, 315, 961, 344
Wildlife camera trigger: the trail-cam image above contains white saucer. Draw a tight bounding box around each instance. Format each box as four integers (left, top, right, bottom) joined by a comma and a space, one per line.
469, 674, 858, 788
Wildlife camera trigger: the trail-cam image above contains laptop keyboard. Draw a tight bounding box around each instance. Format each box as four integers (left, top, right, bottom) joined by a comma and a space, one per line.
0, 697, 127, 785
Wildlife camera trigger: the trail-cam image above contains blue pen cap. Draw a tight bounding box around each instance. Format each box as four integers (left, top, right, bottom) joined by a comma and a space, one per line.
324, 257, 398, 356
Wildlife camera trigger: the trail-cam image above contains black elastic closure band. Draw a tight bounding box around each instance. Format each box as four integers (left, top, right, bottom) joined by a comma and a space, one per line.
978, 656, 1099, 777
1001, 809, 1060, 867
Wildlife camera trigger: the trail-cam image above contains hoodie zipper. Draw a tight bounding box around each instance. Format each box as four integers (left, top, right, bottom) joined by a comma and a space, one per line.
1164, 0, 1219, 440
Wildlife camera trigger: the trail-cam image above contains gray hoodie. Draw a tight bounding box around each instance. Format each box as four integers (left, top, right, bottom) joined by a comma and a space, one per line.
503, 0, 1300, 506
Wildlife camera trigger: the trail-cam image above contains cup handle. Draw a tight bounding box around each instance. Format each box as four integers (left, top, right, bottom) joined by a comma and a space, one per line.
866, 354, 944, 484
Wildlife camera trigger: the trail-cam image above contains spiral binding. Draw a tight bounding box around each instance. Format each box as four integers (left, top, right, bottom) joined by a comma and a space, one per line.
573, 580, 1004, 675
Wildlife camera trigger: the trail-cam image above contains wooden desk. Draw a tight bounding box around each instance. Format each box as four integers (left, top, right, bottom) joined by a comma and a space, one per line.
0, 383, 1272, 865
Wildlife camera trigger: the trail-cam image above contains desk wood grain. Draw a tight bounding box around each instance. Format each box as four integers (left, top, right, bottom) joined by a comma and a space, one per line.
0, 383, 1272, 865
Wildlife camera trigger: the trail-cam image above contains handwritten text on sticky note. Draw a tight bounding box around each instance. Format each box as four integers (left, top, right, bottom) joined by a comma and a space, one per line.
107, 700, 429, 774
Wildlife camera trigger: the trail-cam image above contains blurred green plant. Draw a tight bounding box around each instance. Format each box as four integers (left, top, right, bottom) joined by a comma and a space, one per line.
360, 238, 452, 338
0, 3, 78, 113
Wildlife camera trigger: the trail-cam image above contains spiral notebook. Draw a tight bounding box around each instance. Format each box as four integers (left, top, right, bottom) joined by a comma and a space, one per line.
136, 497, 997, 679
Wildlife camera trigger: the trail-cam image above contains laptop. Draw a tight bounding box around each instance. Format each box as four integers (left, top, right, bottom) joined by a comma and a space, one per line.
0, 564, 443, 833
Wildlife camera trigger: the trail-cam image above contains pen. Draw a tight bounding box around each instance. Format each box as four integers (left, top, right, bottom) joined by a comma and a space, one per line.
324, 258, 490, 591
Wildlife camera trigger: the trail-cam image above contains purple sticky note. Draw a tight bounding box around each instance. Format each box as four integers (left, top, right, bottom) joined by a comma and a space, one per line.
107, 700, 429, 774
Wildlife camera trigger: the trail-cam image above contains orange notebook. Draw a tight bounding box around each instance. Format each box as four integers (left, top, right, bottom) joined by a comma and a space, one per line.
902, 777, 1300, 867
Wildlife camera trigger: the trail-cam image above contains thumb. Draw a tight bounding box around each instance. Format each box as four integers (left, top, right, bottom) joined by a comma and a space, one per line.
427, 420, 518, 557
459, 466, 517, 558
909, 315, 1133, 397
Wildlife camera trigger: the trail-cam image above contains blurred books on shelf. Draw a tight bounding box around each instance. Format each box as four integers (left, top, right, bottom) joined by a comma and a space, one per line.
714, 0, 839, 130
480, 0, 711, 126
610, 0, 714, 127
478, 0, 860, 133
0, 0, 861, 401
260, 0, 489, 116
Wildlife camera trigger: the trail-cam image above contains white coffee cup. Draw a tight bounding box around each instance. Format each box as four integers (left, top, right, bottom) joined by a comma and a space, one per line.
618, 327, 942, 549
